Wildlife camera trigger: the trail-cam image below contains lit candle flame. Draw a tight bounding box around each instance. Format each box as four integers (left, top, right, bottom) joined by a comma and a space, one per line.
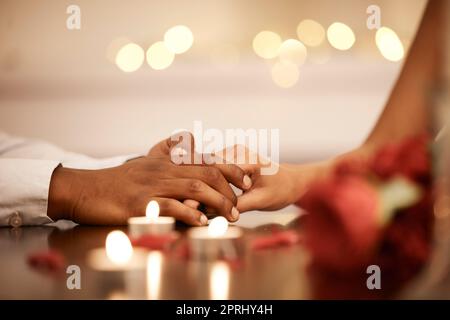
146, 200, 160, 222
210, 261, 230, 300
207, 216, 228, 237
105, 230, 133, 265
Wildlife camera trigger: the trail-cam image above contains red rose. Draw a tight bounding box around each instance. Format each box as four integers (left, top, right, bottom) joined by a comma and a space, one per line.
375, 191, 434, 290
371, 135, 431, 186
300, 175, 380, 272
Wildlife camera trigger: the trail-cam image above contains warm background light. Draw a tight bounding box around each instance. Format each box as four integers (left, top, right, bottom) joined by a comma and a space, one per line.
279, 39, 307, 66
327, 22, 356, 51
164, 25, 194, 54
0, 0, 427, 170
375, 27, 405, 62
146, 41, 175, 70
115, 42, 145, 72
297, 19, 326, 47
252, 31, 282, 59
210, 44, 240, 68
271, 61, 299, 88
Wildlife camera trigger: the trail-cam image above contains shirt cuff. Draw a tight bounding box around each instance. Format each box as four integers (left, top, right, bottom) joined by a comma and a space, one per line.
0, 159, 60, 226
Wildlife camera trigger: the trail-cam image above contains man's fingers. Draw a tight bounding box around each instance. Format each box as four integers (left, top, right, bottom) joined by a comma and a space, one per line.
214, 163, 252, 191
148, 131, 196, 159
183, 199, 200, 209
162, 179, 239, 222
154, 197, 208, 226
174, 165, 237, 205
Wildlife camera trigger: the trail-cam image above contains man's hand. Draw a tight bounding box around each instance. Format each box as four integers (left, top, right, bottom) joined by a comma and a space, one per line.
148, 133, 253, 213
47, 157, 245, 225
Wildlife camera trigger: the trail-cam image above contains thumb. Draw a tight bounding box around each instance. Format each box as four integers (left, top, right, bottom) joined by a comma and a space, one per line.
148, 131, 196, 158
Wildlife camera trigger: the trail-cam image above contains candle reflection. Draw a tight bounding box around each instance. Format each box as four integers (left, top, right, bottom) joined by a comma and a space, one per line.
105, 230, 133, 266
146, 251, 163, 299
209, 262, 230, 300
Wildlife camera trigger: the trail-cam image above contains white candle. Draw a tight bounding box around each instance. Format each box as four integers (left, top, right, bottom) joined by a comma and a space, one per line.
128, 200, 175, 237
87, 230, 146, 271
188, 217, 243, 259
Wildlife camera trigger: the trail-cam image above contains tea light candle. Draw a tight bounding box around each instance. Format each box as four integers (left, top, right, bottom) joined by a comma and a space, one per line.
87, 230, 147, 271
188, 217, 243, 259
128, 200, 175, 237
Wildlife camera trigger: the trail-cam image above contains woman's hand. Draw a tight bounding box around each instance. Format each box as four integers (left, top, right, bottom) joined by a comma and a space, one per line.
47, 156, 245, 225
237, 161, 330, 212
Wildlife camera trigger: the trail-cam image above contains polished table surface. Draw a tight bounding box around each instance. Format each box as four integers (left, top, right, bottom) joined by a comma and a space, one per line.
1, 211, 450, 300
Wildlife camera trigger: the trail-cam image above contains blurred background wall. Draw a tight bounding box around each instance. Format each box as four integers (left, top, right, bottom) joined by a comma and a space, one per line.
0, 0, 427, 162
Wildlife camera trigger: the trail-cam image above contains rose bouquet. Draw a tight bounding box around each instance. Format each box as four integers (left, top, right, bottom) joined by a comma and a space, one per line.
299, 135, 434, 297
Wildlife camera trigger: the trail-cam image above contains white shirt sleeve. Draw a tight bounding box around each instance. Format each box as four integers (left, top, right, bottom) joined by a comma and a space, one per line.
0, 132, 142, 226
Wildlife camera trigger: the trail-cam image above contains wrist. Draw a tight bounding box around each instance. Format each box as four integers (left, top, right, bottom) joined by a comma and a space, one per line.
47, 166, 81, 221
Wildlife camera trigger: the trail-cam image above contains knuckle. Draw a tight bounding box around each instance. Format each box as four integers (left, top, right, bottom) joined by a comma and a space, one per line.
205, 166, 221, 180
230, 193, 238, 206
221, 195, 233, 211
188, 211, 201, 225
189, 179, 204, 192
230, 164, 244, 180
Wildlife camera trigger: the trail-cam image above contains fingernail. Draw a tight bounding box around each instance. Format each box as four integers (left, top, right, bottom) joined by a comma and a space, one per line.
231, 207, 239, 220
200, 215, 208, 225
243, 175, 252, 189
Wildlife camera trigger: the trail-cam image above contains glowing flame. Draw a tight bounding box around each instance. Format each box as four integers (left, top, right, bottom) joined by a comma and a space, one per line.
207, 216, 228, 237
105, 230, 133, 265
146, 200, 160, 222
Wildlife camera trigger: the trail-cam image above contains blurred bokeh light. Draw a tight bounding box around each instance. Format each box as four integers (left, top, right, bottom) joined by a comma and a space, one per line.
327, 22, 356, 51
114, 42, 145, 72
271, 61, 299, 88
146, 41, 175, 70
253, 31, 282, 59
375, 27, 405, 62
164, 25, 194, 54
279, 39, 308, 65
297, 19, 326, 47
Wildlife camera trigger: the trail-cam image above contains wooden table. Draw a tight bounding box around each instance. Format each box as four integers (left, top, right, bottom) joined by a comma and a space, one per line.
1, 215, 449, 300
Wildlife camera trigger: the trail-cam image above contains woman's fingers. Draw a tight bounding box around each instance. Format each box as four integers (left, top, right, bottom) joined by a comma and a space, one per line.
153, 197, 208, 226
236, 189, 266, 213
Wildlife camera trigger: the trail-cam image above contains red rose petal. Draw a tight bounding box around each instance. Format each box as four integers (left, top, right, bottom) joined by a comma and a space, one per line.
251, 230, 300, 250
27, 250, 66, 273
130, 233, 178, 251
